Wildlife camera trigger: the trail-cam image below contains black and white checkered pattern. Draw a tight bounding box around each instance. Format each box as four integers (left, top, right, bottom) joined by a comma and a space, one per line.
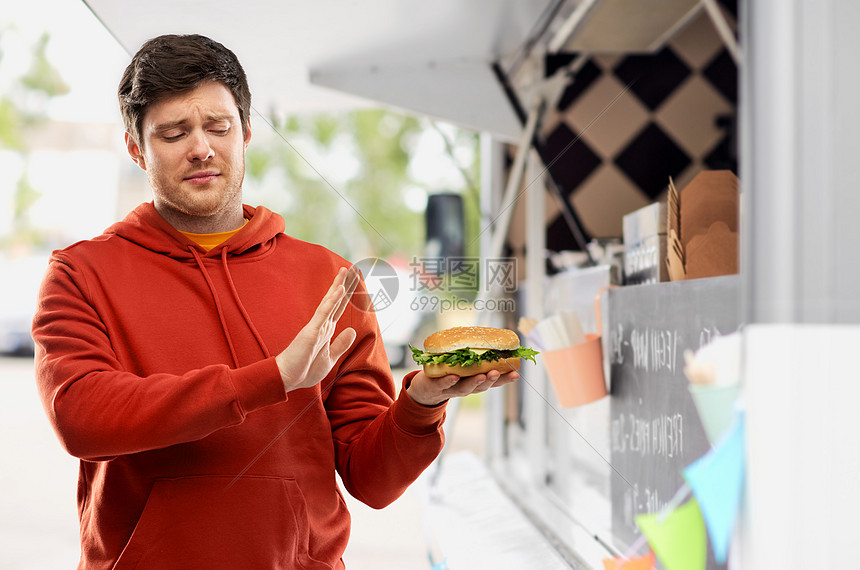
508, 2, 738, 256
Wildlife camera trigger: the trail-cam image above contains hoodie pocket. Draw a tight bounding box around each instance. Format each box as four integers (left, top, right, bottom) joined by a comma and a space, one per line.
114, 475, 330, 570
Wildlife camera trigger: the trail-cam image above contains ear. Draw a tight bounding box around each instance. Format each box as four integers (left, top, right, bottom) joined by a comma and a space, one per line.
243, 120, 252, 150
125, 132, 147, 170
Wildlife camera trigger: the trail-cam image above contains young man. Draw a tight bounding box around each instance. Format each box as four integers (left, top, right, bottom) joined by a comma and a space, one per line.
32, 34, 518, 569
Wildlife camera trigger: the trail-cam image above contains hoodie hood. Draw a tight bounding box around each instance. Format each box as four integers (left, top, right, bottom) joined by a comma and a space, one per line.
105, 202, 285, 259
101, 202, 286, 366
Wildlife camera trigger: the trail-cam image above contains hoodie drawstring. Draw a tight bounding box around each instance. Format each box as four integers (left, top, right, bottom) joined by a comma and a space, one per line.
189, 246, 241, 368
220, 247, 271, 358
188, 246, 272, 368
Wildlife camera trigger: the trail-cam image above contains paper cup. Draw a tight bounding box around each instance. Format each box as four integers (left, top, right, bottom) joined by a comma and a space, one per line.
543, 334, 608, 407
688, 383, 740, 445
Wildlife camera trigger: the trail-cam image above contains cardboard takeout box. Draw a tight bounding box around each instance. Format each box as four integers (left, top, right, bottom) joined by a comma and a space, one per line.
666, 170, 739, 281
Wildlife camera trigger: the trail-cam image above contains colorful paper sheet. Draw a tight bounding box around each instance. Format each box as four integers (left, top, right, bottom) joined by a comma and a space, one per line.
635, 498, 706, 570
684, 412, 746, 564
688, 382, 740, 445
602, 552, 655, 569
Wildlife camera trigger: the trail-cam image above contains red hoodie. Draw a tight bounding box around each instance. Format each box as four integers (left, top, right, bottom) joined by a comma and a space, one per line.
32, 203, 446, 569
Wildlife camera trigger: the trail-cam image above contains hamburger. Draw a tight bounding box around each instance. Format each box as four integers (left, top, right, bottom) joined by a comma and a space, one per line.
410, 326, 539, 378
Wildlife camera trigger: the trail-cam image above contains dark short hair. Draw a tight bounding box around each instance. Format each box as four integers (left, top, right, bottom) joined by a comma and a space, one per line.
118, 34, 251, 148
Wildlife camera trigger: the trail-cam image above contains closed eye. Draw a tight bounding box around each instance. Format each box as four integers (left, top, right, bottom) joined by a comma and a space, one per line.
208, 123, 231, 135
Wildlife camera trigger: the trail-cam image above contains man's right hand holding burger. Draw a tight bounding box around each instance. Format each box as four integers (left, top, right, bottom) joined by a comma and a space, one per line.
405, 326, 538, 406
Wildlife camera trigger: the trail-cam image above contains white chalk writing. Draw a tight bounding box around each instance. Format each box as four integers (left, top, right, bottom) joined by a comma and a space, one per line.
611, 412, 684, 460
622, 483, 668, 531
609, 323, 625, 365
699, 325, 722, 349
629, 328, 679, 375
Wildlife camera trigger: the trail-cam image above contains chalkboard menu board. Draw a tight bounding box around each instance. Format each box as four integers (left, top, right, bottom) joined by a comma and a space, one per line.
607, 276, 740, 569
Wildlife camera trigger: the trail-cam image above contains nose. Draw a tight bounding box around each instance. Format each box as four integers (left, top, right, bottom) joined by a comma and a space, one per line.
187, 131, 214, 162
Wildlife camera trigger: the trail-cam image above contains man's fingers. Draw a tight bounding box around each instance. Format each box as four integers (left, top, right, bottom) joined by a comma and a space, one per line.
329, 327, 357, 362
438, 374, 464, 390
344, 264, 361, 293
439, 374, 488, 397
300, 267, 360, 365
318, 265, 359, 328
327, 266, 348, 295
331, 265, 361, 323
306, 266, 362, 342
438, 370, 519, 397
310, 268, 348, 329
278, 268, 361, 393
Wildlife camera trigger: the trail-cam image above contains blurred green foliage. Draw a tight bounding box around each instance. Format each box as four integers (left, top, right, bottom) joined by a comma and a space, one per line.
244, 108, 481, 264
0, 25, 486, 271
0, 28, 69, 249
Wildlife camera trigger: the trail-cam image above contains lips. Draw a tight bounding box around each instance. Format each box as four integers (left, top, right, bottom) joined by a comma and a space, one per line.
184, 171, 220, 184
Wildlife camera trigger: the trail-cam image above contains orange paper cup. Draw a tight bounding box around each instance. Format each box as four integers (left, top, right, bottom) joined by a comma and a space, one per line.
543, 333, 608, 407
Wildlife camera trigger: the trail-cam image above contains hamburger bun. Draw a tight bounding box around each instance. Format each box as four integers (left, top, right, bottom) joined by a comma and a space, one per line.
422, 357, 521, 379
419, 326, 525, 378
424, 326, 520, 353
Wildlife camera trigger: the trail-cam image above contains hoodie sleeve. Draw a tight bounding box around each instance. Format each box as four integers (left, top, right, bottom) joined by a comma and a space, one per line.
32, 258, 288, 461
324, 288, 447, 509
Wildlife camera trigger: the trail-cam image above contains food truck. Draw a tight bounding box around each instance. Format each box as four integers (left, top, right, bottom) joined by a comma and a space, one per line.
82, 1, 859, 568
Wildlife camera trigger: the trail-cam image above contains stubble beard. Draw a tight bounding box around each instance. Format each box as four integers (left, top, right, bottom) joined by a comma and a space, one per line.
151, 166, 245, 231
